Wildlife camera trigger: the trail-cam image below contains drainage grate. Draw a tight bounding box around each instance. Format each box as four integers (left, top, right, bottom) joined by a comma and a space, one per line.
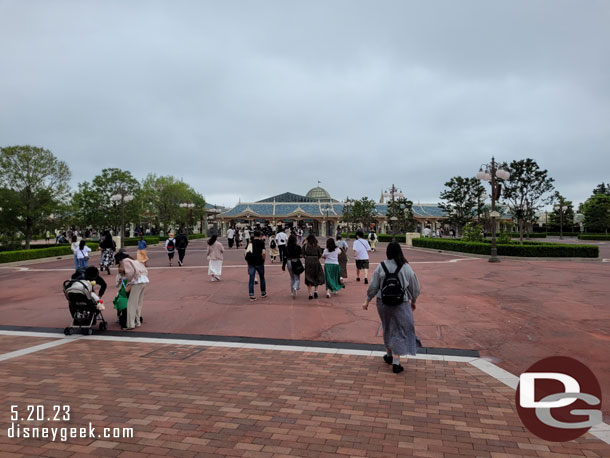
141, 346, 205, 360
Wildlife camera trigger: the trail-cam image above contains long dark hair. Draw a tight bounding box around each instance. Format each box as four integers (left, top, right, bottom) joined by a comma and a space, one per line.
326, 238, 337, 252
208, 234, 217, 245
386, 242, 407, 269
79, 240, 86, 250
287, 234, 297, 247
306, 234, 317, 247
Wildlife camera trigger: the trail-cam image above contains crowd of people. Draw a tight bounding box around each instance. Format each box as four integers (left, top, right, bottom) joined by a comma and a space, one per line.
70, 225, 421, 374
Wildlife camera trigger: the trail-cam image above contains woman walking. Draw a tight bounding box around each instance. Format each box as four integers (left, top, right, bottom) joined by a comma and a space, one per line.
302, 234, 324, 300
282, 234, 303, 299
268, 231, 280, 263
322, 238, 344, 298
75, 240, 91, 270
362, 242, 420, 374
114, 251, 149, 331
136, 235, 149, 266
99, 231, 116, 275
70, 235, 79, 271
336, 234, 348, 284
206, 234, 224, 281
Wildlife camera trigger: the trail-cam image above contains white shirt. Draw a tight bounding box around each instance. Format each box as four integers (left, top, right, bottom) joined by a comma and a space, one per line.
75, 246, 91, 259
276, 232, 288, 245
323, 248, 340, 264
227, 228, 235, 239
353, 238, 371, 260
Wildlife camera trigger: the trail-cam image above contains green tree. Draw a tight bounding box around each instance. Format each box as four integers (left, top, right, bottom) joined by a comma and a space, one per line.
386, 196, 416, 233
0, 146, 71, 249
439, 176, 486, 237
582, 193, 610, 233
140, 174, 204, 231
592, 182, 610, 196
548, 192, 575, 230
352, 197, 377, 229
72, 168, 140, 232
502, 159, 554, 242
462, 222, 484, 242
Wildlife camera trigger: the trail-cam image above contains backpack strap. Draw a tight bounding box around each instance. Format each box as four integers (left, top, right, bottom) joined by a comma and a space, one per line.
380, 261, 390, 276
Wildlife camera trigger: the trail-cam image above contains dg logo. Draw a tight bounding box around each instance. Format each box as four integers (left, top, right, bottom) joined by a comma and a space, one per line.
516, 356, 603, 442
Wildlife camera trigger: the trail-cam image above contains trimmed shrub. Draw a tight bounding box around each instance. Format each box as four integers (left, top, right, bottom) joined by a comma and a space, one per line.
0, 242, 99, 263
412, 238, 598, 258
485, 232, 547, 238
578, 234, 610, 241
546, 232, 579, 237
122, 236, 160, 246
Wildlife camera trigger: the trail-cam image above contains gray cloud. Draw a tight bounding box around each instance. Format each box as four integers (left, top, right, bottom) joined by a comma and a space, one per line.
1, 0, 608, 209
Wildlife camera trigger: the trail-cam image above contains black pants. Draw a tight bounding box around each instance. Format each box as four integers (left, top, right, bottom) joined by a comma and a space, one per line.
228, 237, 234, 248
278, 245, 287, 262
178, 248, 186, 263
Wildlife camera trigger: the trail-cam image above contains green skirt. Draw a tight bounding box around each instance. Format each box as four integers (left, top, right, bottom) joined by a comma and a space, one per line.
324, 263, 344, 292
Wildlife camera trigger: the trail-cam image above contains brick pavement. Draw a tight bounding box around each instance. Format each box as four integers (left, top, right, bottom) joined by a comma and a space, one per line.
0, 334, 609, 457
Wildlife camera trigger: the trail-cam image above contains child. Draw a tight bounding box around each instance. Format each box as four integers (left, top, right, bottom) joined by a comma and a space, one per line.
136, 236, 149, 266
165, 232, 176, 266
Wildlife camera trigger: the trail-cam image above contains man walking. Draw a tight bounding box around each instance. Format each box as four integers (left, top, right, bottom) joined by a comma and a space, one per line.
276, 228, 288, 262
353, 230, 372, 284
245, 231, 266, 301
175, 229, 189, 266
227, 226, 235, 249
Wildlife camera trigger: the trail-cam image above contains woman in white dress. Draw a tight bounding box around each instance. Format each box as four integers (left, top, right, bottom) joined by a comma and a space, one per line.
206, 234, 225, 281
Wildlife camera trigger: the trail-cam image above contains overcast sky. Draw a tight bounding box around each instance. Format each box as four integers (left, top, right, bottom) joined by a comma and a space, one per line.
1, 0, 609, 209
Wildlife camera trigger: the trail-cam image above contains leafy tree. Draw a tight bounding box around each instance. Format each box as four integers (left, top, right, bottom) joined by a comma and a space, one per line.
582, 193, 610, 234
72, 168, 140, 232
352, 197, 377, 230
592, 182, 610, 196
386, 196, 416, 233
0, 146, 71, 248
439, 176, 486, 237
548, 192, 575, 230
502, 159, 554, 243
140, 174, 204, 231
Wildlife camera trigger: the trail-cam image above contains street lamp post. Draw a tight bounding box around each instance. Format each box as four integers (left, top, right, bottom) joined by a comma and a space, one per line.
477, 157, 510, 262
383, 184, 404, 242
180, 202, 195, 234
110, 191, 134, 249
554, 202, 568, 240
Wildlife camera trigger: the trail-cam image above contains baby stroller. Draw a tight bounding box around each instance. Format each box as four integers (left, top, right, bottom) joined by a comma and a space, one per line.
63, 274, 107, 335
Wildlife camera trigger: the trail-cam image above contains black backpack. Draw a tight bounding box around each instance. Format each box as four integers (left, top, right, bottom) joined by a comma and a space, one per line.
270, 239, 277, 249
166, 238, 175, 251
380, 262, 405, 306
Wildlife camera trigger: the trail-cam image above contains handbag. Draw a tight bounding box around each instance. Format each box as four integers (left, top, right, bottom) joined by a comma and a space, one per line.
79, 249, 90, 262
290, 258, 305, 275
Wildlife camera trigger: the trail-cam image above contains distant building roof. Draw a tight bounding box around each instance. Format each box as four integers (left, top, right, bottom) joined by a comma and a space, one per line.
305, 186, 332, 201
257, 192, 318, 203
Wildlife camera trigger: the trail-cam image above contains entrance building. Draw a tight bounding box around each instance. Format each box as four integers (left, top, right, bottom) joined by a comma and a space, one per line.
217, 187, 453, 237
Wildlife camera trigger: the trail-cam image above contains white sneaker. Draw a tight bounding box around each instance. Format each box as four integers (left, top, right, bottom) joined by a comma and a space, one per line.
135, 321, 141, 327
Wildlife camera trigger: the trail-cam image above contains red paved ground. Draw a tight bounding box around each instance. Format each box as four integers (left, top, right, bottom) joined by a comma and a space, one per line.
0, 336, 608, 457
1, 238, 609, 421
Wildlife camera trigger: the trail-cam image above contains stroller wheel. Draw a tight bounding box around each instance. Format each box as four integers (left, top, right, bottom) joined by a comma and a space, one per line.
99, 322, 107, 331
86, 328, 93, 336
64, 327, 72, 336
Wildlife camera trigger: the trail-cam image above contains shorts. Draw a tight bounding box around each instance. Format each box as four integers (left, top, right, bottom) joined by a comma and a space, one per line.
355, 259, 369, 270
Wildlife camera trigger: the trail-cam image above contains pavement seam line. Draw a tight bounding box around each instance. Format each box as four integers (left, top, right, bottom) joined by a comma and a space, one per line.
467, 359, 610, 445
0, 336, 82, 363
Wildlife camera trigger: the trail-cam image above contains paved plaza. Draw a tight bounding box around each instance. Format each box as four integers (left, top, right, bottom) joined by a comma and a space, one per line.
0, 238, 609, 455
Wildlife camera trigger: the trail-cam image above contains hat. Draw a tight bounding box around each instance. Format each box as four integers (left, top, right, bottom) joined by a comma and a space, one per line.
114, 251, 129, 264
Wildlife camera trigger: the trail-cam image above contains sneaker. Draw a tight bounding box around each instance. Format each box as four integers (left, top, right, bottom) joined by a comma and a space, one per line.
308, 295, 313, 300
383, 354, 393, 365
326, 292, 331, 298
314, 291, 318, 299
249, 297, 257, 302
356, 277, 360, 282
135, 321, 141, 328
291, 290, 296, 300
178, 260, 182, 266
121, 327, 134, 331
261, 293, 267, 299
364, 278, 368, 285
392, 364, 404, 374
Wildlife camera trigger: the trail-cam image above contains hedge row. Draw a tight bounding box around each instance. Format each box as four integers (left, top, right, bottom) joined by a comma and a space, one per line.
158, 234, 206, 242
485, 233, 547, 238
578, 234, 610, 241
0, 242, 99, 264
412, 238, 599, 258
546, 232, 579, 237
122, 236, 160, 246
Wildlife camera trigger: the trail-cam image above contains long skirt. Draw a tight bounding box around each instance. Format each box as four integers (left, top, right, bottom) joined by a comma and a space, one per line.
100, 248, 114, 269
338, 250, 348, 278
376, 298, 417, 356
136, 249, 148, 264
208, 260, 223, 277
324, 264, 344, 292
304, 256, 325, 287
